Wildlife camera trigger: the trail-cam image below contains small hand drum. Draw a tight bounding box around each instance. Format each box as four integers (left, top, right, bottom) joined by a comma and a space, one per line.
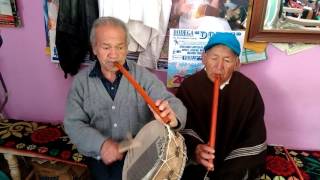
122, 120, 187, 180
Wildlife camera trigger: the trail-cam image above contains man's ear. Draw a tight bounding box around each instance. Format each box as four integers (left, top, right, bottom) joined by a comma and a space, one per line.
201, 52, 206, 64
92, 44, 97, 55
234, 57, 241, 70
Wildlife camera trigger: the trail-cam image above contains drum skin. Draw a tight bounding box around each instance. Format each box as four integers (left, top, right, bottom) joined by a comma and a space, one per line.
122, 120, 187, 180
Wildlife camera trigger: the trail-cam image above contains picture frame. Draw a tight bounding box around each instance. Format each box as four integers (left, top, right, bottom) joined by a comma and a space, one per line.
248, 0, 320, 43
0, 0, 21, 27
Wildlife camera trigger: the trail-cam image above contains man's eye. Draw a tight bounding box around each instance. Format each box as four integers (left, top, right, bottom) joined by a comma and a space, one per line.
224, 57, 235, 63
224, 59, 231, 63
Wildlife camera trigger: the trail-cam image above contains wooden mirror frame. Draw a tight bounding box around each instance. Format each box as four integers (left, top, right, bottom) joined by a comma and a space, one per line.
248, 0, 320, 43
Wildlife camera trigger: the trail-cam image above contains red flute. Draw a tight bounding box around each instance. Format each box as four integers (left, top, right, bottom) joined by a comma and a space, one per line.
208, 75, 221, 168
114, 62, 171, 124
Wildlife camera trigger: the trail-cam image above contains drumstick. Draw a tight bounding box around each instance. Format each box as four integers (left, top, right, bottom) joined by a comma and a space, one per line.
118, 133, 141, 153
114, 62, 171, 124
208, 75, 220, 168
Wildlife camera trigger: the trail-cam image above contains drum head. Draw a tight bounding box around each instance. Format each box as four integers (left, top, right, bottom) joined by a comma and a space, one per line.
122, 120, 186, 180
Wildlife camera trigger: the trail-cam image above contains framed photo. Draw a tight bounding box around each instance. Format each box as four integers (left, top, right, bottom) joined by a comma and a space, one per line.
248, 0, 320, 43
0, 0, 21, 27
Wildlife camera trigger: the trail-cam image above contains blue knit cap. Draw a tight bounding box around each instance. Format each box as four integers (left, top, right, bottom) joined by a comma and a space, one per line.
204, 33, 241, 56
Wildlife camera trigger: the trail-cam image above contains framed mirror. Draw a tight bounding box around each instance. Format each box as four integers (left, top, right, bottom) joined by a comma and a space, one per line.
248, 0, 320, 43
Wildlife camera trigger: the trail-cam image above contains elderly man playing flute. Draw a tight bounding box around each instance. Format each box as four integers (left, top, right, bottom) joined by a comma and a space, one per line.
176, 32, 267, 180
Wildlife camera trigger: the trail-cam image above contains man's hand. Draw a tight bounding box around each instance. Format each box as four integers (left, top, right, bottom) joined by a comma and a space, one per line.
151, 99, 178, 128
100, 139, 124, 165
195, 144, 215, 170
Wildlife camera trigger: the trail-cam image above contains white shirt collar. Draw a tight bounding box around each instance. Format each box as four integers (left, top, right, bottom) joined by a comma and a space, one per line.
219, 77, 231, 90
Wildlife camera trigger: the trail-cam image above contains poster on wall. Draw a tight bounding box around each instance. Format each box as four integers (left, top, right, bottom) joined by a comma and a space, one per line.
43, 0, 59, 63
167, 29, 245, 88
159, 0, 249, 69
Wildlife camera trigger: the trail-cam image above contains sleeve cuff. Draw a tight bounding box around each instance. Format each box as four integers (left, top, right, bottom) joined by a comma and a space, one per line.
171, 119, 181, 130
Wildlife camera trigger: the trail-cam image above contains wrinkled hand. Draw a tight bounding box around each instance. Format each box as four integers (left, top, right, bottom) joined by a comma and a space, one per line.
151, 99, 178, 128
195, 144, 215, 170
100, 139, 124, 165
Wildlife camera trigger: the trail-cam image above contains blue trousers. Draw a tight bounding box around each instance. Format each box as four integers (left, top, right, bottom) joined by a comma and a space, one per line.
86, 157, 124, 180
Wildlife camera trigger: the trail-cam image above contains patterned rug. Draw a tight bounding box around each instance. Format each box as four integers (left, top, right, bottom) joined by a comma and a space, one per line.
1, 119, 320, 179
0, 118, 86, 166
261, 146, 320, 180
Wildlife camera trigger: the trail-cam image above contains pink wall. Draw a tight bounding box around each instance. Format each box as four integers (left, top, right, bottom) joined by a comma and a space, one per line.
0, 0, 72, 123
1, 0, 319, 150
240, 45, 320, 150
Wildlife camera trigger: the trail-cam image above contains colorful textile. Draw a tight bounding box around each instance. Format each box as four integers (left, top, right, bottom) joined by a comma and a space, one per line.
0, 119, 86, 166
1, 118, 320, 179
262, 146, 320, 180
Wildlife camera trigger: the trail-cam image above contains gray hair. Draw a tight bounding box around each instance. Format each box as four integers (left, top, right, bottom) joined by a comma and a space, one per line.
90, 16, 129, 46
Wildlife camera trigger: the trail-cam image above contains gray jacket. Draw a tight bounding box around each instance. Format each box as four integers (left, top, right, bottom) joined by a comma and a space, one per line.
63, 60, 187, 158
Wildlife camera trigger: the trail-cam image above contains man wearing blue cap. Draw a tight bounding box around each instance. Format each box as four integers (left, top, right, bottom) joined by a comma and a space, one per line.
176, 33, 267, 179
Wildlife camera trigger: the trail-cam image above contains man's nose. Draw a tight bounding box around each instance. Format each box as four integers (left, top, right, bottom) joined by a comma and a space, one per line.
216, 59, 224, 70
109, 48, 117, 57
